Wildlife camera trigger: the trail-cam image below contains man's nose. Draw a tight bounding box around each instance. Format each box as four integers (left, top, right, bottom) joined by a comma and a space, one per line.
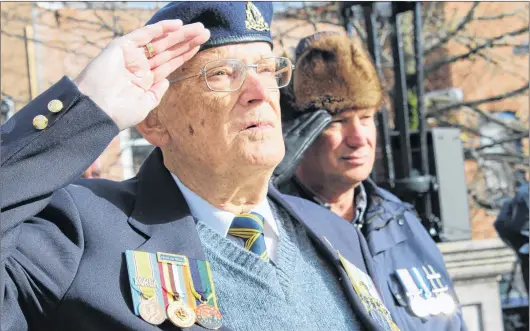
344, 117, 367, 147
238, 70, 269, 105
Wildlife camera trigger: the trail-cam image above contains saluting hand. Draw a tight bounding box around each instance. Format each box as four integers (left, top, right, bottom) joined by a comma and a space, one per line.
73, 19, 210, 131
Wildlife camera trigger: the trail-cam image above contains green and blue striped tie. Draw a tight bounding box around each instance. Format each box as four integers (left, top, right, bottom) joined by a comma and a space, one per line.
228, 212, 269, 262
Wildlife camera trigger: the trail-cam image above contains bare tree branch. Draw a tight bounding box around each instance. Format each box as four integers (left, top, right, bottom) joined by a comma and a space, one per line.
426, 84, 529, 119
477, 50, 530, 81
424, 2, 480, 57
425, 26, 529, 74
473, 133, 529, 152
436, 119, 491, 138
451, 35, 529, 81
475, 4, 529, 21
422, 2, 438, 30
302, 3, 318, 33
476, 153, 528, 164
273, 22, 312, 41
0, 29, 93, 59
469, 106, 528, 134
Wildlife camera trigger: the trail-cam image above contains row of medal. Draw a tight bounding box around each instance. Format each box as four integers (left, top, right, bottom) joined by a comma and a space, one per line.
395, 265, 457, 318
125, 250, 223, 329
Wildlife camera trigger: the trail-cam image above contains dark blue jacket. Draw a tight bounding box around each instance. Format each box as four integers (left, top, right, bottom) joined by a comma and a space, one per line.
494, 181, 529, 291
1, 77, 393, 331
281, 177, 468, 331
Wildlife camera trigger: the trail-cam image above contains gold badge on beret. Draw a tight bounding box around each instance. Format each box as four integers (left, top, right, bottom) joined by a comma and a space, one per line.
245, 2, 269, 32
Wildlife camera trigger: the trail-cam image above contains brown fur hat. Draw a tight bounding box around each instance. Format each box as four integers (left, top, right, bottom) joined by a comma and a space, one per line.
284, 31, 382, 115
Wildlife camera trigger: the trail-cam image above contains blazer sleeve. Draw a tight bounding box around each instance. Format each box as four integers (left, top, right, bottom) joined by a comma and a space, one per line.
0, 76, 119, 330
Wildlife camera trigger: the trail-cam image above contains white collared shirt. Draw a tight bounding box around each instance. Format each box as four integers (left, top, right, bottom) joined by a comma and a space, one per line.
171, 173, 279, 263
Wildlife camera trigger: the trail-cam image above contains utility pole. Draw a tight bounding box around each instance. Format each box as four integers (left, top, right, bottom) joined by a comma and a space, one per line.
24, 25, 38, 100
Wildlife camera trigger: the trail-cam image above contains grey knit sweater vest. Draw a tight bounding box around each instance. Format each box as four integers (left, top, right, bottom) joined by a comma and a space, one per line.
196, 200, 363, 331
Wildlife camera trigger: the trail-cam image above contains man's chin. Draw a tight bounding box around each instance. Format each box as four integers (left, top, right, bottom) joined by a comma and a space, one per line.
236, 135, 284, 165
241, 149, 284, 168
341, 168, 372, 185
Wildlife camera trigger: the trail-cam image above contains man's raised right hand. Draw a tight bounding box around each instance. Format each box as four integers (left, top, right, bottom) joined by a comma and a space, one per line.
73, 20, 210, 131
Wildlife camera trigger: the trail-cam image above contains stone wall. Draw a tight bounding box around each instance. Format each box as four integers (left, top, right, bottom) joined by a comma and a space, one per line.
439, 238, 519, 331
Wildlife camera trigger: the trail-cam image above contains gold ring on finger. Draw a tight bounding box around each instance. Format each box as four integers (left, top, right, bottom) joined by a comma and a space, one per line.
145, 42, 155, 59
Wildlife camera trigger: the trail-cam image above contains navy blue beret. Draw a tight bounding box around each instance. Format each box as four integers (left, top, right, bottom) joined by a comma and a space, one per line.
146, 1, 273, 51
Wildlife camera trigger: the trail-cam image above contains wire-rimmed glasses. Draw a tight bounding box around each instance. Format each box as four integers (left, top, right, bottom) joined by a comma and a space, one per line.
168, 56, 295, 92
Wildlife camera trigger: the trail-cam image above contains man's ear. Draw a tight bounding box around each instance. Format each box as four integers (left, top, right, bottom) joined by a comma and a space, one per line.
135, 108, 170, 147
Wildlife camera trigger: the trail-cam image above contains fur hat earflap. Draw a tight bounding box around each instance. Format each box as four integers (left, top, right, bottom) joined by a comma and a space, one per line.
290, 31, 382, 114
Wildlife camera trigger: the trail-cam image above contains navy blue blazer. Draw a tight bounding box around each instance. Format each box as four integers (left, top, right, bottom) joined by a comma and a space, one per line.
1, 77, 390, 331
281, 177, 468, 331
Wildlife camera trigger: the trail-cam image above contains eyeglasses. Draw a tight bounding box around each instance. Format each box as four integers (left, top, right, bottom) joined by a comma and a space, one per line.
168, 56, 295, 92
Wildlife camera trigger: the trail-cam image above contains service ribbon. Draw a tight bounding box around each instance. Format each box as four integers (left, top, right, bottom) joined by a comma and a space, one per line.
125, 250, 165, 315
410, 267, 432, 299
188, 258, 218, 308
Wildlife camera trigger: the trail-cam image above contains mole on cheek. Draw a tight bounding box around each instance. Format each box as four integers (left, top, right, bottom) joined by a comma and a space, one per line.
201, 119, 205, 127
188, 124, 195, 136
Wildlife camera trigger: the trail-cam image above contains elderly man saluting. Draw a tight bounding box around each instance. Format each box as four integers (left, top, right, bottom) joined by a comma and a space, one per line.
1, 3, 401, 331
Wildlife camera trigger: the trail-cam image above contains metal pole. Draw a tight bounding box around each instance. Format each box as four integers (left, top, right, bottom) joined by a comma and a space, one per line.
390, 3, 412, 178
24, 25, 38, 100
363, 4, 381, 74
413, 2, 433, 220
414, 2, 428, 177
363, 4, 395, 187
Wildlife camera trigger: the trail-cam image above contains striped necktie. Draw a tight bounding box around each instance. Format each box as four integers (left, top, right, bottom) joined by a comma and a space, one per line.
228, 212, 269, 262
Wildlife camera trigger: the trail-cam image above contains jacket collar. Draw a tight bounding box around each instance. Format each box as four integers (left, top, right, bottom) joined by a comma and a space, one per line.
126, 148, 207, 260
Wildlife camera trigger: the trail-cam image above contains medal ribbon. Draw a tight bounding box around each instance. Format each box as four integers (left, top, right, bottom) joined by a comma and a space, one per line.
428, 265, 446, 290
410, 267, 432, 299
188, 258, 217, 308
395, 269, 422, 297
125, 250, 165, 315
156, 252, 198, 309
422, 265, 445, 294
159, 260, 178, 307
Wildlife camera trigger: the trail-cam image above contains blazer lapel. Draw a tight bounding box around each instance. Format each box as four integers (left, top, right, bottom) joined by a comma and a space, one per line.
126, 148, 206, 260
268, 185, 384, 331
125, 148, 231, 331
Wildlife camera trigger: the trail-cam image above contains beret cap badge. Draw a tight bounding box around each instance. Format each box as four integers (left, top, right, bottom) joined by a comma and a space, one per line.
245, 1, 270, 32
